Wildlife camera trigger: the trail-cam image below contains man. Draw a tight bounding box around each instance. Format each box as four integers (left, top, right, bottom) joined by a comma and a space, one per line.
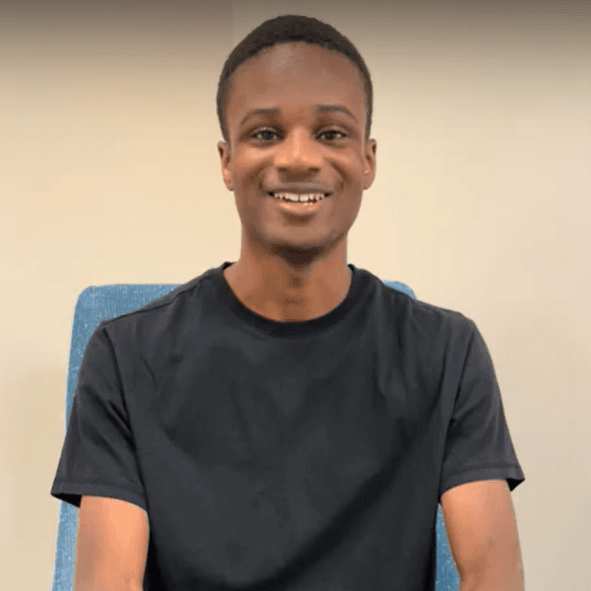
51, 15, 525, 591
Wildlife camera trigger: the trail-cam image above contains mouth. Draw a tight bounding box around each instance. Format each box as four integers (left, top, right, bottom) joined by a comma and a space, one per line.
266, 191, 330, 215
267, 192, 331, 203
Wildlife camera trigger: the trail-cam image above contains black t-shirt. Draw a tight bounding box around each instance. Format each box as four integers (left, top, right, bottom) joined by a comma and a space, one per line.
51, 261, 525, 591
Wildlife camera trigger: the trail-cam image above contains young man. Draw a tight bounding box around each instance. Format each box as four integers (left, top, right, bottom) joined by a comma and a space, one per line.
51, 15, 525, 591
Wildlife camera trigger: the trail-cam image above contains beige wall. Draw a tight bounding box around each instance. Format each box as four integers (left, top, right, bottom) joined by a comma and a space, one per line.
1, 1, 589, 589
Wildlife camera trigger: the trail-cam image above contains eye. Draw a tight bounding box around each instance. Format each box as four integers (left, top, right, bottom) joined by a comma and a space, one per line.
253, 129, 278, 141
252, 129, 346, 142
321, 130, 346, 141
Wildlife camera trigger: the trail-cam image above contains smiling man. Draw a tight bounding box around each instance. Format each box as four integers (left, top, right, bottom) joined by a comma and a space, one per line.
51, 14, 526, 591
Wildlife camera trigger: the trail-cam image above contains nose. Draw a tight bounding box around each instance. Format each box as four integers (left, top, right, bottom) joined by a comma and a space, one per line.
273, 128, 323, 172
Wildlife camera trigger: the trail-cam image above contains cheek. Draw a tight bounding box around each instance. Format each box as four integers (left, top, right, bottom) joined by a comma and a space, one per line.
233, 189, 266, 227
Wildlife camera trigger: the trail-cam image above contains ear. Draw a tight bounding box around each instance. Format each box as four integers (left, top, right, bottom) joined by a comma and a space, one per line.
363, 139, 377, 190
217, 140, 235, 192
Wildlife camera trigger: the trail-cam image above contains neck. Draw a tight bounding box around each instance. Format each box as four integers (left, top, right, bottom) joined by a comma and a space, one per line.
224, 255, 352, 323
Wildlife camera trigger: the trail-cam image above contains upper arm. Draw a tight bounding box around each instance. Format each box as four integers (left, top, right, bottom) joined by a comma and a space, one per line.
441, 479, 523, 586
74, 495, 150, 591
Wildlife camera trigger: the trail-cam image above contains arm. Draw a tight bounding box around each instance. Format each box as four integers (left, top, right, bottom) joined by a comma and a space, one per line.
441, 479, 525, 591
74, 495, 149, 591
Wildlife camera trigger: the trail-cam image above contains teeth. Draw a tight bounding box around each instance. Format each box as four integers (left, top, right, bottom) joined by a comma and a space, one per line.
273, 192, 325, 203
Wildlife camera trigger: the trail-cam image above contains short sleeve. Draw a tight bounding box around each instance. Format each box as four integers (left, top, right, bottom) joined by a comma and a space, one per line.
439, 319, 525, 502
50, 323, 147, 512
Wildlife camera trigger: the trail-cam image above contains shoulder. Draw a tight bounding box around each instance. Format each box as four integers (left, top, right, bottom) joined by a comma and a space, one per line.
99, 267, 221, 348
377, 279, 475, 351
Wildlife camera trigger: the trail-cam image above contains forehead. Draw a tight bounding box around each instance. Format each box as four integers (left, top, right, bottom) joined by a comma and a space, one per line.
227, 42, 365, 123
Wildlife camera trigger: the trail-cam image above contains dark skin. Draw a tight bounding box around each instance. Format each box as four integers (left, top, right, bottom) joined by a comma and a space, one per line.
218, 42, 377, 322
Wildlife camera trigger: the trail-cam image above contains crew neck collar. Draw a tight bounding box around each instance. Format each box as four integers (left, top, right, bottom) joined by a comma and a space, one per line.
214, 261, 368, 337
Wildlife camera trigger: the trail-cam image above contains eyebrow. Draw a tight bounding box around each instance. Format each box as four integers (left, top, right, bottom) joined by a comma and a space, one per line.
240, 104, 358, 127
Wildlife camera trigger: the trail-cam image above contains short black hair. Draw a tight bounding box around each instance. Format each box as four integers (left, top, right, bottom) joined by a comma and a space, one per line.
216, 14, 373, 144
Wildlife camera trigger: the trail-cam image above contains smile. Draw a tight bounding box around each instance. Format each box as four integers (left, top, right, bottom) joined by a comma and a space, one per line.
267, 192, 328, 214
268, 192, 328, 203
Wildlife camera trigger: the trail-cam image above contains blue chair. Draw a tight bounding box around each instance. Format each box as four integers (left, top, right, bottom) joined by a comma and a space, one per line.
50, 280, 460, 591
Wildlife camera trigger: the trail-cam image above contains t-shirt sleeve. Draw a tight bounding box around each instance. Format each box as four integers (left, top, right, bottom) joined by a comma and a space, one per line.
439, 319, 525, 502
50, 323, 148, 512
